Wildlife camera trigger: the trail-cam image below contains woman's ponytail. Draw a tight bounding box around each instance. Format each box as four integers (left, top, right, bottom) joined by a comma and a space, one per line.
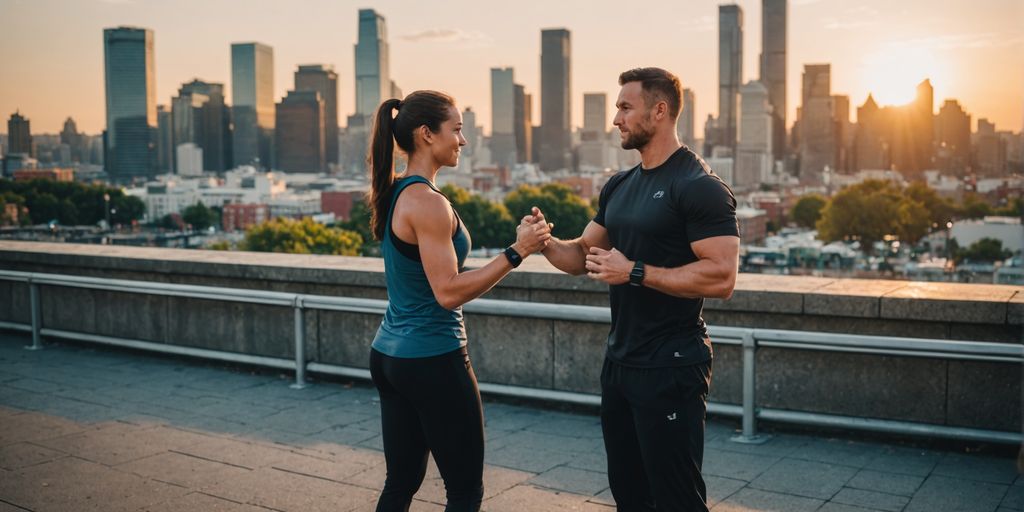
368, 98, 402, 241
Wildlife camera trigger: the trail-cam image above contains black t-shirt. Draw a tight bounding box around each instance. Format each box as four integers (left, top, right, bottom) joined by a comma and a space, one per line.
593, 146, 739, 368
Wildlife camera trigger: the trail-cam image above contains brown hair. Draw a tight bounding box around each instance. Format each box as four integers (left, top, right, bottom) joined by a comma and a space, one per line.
367, 90, 456, 240
618, 67, 682, 119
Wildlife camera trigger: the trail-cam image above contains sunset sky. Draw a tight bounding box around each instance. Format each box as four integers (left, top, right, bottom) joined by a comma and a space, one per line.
1, 0, 1022, 137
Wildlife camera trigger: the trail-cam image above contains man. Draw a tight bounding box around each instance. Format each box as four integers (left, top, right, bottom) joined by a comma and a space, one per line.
532, 67, 739, 510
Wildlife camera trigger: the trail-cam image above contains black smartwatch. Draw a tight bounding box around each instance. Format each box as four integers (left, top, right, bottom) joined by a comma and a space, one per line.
503, 246, 523, 268
629, 260, 645, 287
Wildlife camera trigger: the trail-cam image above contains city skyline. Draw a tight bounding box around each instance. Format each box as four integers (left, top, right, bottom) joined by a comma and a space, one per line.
1, 0, 1022, 136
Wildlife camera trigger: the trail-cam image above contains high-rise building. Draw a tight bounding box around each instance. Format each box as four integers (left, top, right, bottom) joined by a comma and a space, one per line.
854, 94, 889, 171
975, 118, 1007, 177
799, 64, 835, 185
760, 0, 787, 159
936, 99, 971, 174
718, 5, 743, 153
462, 107, 479, 157
678, 89, 696, 149
172, 80, 230, 173
539, 28, 571, 172
295, 65, 339, 166
60, 117, 83, 163
514, 84, 533, 164
736, 81, 773, 191
580, 92, 608, 170
156, 106, 173, 172
832, 94, 851, 173
231, 42, 274, 169
104, 26, 157, 181
355, 9, 392, 116
490, 67, 517, 167
892, 79, 933, 177
275, 90, 326, 173
7, 111, 32, 155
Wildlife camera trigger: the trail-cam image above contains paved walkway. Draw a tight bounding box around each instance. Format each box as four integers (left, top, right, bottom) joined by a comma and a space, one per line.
0, 333, 1019, 512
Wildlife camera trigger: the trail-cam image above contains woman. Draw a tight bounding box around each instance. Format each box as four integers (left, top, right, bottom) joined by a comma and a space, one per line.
367, 90, 550, 512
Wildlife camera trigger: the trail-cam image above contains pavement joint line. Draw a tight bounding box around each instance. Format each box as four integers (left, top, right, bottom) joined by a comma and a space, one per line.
165, 449, 257, 471
0, 498, 32, 511
268, 464, 359, 485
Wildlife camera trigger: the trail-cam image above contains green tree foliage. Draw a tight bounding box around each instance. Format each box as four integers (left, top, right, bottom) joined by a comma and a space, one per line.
242, 217, 363, 255
960, 193, 993, 219
334, 200, 379, 256
0, 179, 144, 225
955, 237, 1012, 264
904, 182, 957, 227
441, 184, 516, 248
816, 180, 902, 252
504, 183, 595, 240
790, 194, 827, 229
182, 202, 218, 231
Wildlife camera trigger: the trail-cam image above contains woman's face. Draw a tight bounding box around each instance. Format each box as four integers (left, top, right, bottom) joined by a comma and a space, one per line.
432, 106, 467, 168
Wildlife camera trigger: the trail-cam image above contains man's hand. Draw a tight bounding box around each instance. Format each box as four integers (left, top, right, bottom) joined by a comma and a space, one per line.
585, 247, 633, 285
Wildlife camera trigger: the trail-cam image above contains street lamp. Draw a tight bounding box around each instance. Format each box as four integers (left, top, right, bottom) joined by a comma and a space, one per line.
103, 193, 110, 231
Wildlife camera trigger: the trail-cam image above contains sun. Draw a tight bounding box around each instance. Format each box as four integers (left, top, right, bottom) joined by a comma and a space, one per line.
860, 45, 950, 106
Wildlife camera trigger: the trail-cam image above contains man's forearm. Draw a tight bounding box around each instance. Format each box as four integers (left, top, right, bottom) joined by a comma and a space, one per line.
642, 259, 737, 299
541, 237, 588, 275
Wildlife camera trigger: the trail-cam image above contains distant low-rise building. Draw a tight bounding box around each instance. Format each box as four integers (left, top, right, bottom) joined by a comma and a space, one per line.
951, 216, 1024, 254
737, 207, 768, 245
13, 168, 74, 182
321, 190, 363, 221
222, 203, 270, 232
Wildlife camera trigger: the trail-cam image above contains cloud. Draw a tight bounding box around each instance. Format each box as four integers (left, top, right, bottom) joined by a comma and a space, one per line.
400, 28, 492, 45
676, 15, 714, 33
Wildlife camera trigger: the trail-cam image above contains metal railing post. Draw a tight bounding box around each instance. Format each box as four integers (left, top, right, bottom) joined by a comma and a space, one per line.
290, 296, 307, 389
26, 280, 42, 351
731, 330, 769, 444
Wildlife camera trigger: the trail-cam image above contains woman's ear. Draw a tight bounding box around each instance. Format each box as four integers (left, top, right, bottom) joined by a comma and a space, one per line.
419, 125, 433, 145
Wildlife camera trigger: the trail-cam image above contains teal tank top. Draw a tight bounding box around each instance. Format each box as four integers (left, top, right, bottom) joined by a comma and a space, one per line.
371, 175, 472, 358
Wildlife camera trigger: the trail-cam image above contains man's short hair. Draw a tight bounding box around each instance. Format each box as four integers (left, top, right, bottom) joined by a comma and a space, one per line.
618, 67, 682, 119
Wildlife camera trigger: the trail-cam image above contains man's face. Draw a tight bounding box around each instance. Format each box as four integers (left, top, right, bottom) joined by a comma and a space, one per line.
612, 82, 656, 151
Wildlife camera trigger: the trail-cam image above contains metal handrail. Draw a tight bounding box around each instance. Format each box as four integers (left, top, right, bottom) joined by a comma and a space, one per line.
0, 269, 1019, 445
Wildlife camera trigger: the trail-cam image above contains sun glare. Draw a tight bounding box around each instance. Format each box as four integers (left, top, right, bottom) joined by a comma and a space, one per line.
860, 46, 950, 106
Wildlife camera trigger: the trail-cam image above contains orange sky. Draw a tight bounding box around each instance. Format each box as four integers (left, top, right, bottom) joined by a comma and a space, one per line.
1, 0, 1022, 136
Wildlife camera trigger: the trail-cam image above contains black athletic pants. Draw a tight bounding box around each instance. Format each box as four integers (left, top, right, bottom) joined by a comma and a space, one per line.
370, 346, 485, 512
600, 356, 713, 512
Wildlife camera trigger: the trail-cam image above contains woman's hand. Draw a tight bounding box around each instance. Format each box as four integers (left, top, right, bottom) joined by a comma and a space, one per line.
513, 207, 552, 256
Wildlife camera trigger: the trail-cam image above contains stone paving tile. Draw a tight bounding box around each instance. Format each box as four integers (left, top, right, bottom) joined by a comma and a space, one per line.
486, 445, 576, 474
933, 452, 1019, 485
137, 491, 271, 511
523, 414, 604, 439
201, 466, 379, 512
115, 451, 252, 489
817, 503, 883, 512
258, 406, 373, 435
831, 487, 909, 512
786, 437, 886, 468
529, 466, 608, 496
748, 457, 857, 500
0, 441, 67, 470
345, 456, 533, 505
846, 468, 925, 496
0, 411, 86, 446
266, 448, 378, 483
864, 445, 943, 476
486, 429, 604, 455
705, 474, 746, 507
36, 422, 215, 466
702, 448, 781, 482
357, 434, 385, 452
171, 435, 296, 470
566, 450, 607, 473
705, 432, 807, 458
0, 456, 188, 512
1002, 484, 1024, 510
350, 498, 445, 511
0, 499, 30, 512
309, 424, 380, 446
711, 488, 824, 511
483, 484, 592, 511
904, 474, 1008, 512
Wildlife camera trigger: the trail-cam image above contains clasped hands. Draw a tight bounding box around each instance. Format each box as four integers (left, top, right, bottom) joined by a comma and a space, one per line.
519, 207, 634, 285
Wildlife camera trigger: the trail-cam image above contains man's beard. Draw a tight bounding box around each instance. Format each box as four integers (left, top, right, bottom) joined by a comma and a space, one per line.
621, 121, 655, 150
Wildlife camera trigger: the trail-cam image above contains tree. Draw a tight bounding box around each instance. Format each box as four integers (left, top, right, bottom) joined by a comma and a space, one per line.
790, 194, 826, 229
960, 193, 993, 220
441, 184, 516, 248
904, 181, 957, 228
896, 198, 930, 245
28, 192, 60, 224
504, 183, 595, 240
243, 217, 363, 255
955, 238, 1012, 264
182, 202, 218, 231
816, 180, 902, 253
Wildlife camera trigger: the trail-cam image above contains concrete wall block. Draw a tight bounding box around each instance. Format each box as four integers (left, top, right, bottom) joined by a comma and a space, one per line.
40, 285, 97, 334
92, 290, 167, 342
0, 281, 29, 323
755, 349, 947, 424
707, 343, 742, 405
466, 314, 554, 388
317, 311, 380, 368
529, 289, 609, 307
166, 298, 291, 357
946, 361, 1021, 431
948, 323, 1021, 344
552, 320, 607, 394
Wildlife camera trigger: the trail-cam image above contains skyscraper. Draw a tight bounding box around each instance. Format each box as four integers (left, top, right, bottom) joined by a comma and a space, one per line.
854, 94, 888, 171
490, 67, 517, 167
678, 89, 696, 149
936, 99, 971, 174
718, 5, 743, 153
761, 0, 787, 159
104, 26, 156, 181
172, 79, 230, 172
832, 94, 852, 173
580, 92, 608, 170
275, 90, 326, 173
7, 111, 31, 155
231, 42, 274, 170
892, 79, 933, 177
799, 64, 835, 185
295, 65, 339, 166
156, 106, 173, 172
514, 84, 533, 164
462, 107, 479, 157
355, 9, 391, 117
736, 81, 773, 191
539, 28, 571, 172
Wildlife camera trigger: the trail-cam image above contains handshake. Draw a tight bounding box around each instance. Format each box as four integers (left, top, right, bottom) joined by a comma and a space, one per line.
512, 206, 554, 256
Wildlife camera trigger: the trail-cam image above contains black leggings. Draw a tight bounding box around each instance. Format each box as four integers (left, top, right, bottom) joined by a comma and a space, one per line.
369, 346, 484, 512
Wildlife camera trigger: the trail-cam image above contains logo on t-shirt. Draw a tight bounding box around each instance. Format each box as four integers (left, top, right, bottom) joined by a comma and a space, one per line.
652, 190, 665, 199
